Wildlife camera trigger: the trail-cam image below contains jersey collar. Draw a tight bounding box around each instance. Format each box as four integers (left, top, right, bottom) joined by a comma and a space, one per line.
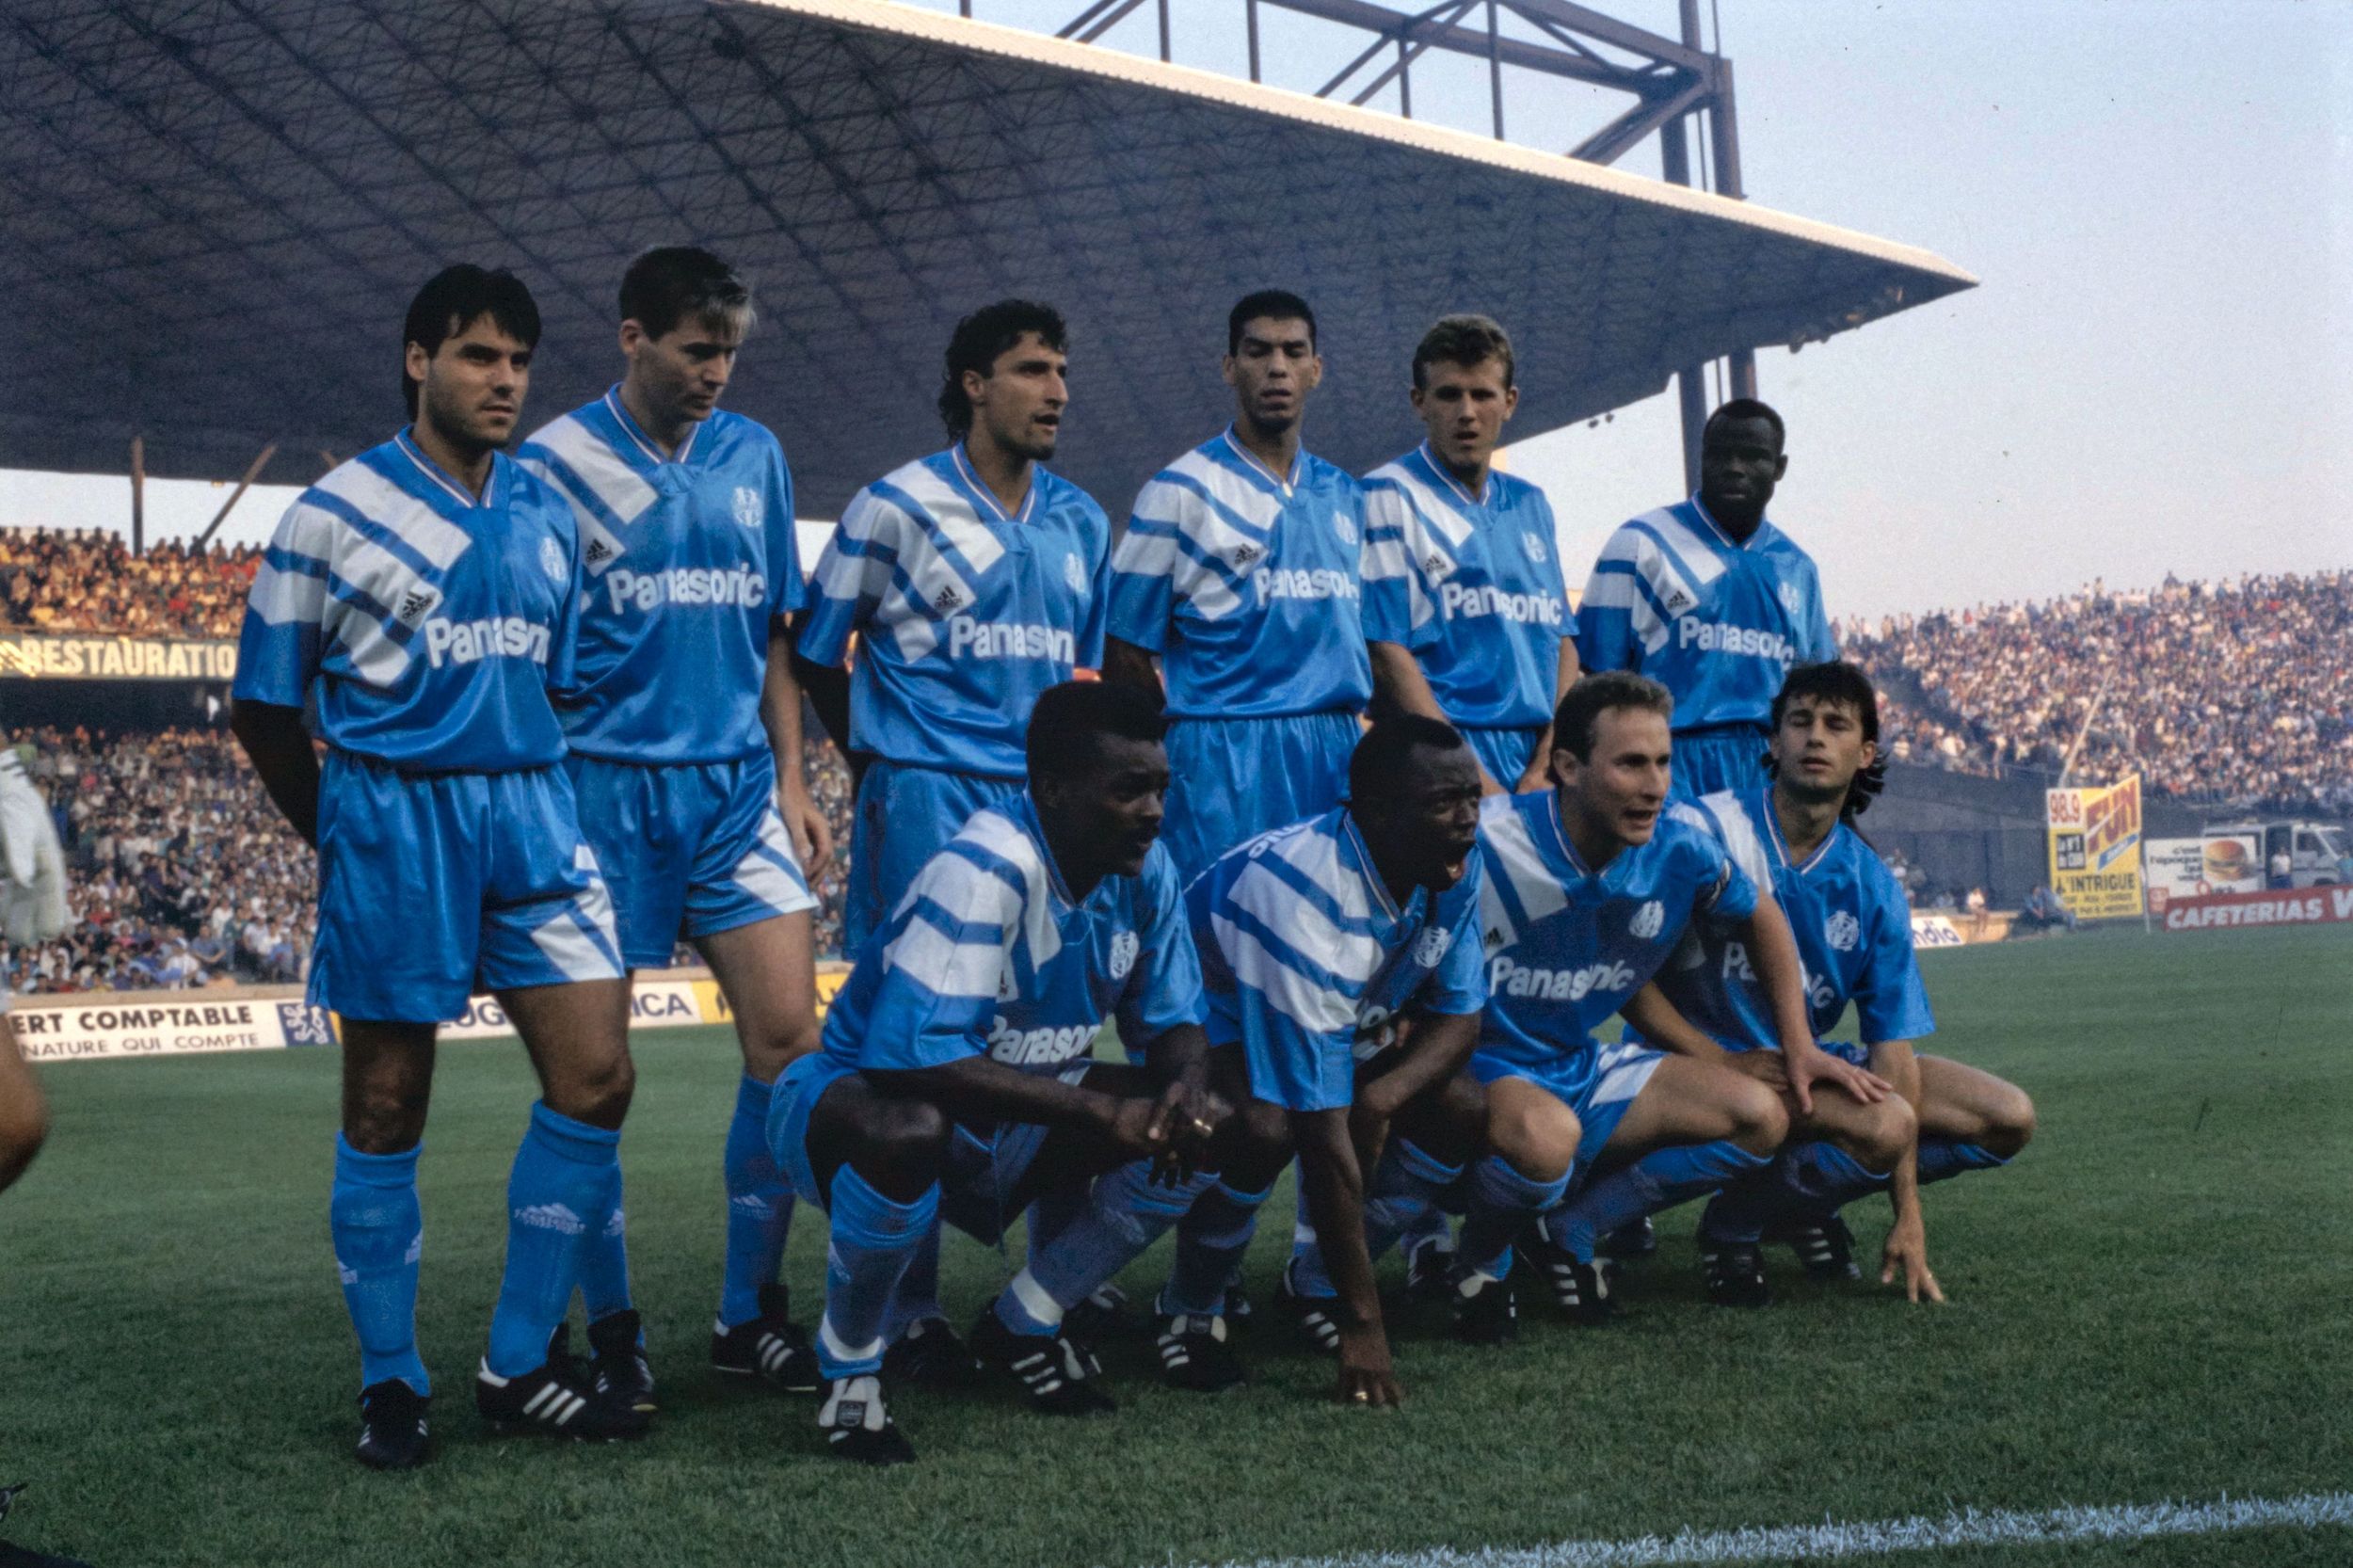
394, 428, 501, 510
1756, 780, 1837, 876
1012, 791, 1081, 911
1689, 495, 1772, 552
1415, 440, 1490, 509
951, 442, 1038, 526
1337, 808, 1404, 923
1221, 426, 1304, 496
601, 386, 701, 468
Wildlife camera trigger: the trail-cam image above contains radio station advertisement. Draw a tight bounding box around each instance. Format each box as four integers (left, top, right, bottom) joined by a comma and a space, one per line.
2045, 776, 2145, 921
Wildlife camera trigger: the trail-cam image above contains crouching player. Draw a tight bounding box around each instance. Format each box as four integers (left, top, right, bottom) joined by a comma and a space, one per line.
232, 266, 643, 1468
1465, 673, 1890, 1324
519, 247, 827, 1405
766, 683, 1223, 1464
1627, 662, 2035, 1303
1130, 716, 1559, 1400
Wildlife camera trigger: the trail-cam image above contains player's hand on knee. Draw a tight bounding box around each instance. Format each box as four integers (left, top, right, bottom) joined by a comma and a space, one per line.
1791, 1045, 1891, 1110
1111, 1096, 1173, 1161
1881, 1214, 1944, 1304
1335, 1326, 1402, 1409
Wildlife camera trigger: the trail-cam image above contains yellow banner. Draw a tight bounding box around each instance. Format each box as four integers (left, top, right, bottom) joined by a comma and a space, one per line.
2045, 776, 2145, 920
692, 966, 850, 1027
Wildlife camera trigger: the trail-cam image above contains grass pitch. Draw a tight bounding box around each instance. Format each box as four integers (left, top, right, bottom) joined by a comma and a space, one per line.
3, 926, 2349, 1567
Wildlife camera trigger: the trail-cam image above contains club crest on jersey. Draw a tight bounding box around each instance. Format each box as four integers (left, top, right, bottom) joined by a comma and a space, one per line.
733, 486, 762, 530
1825, 910, 1861, 952
1108, 930, 1140, 981
1413, 925, 1454, 968
1629, 900, 1665, 940
1525, 532, 1548, 563
1064, 552, 1087, 593
1779, 582, 1803, 616
1333, 513, 1358, 545
394, 586, 439, 626
539, 537, 567, 582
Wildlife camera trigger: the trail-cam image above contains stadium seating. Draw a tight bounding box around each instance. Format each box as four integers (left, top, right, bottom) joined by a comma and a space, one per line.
1, 526, 260, 640
1847, 570, 2352, 815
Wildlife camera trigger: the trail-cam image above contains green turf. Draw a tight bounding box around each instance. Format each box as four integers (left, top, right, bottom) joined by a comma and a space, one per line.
3, 926, 2349, 1567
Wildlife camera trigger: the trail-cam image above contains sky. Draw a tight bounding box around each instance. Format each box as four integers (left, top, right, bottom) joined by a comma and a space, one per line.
3, 0, 2345, 620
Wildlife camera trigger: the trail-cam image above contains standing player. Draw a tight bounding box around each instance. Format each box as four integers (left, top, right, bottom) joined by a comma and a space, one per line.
1459, 673, 1888, 1325
795, 301, 1110, 953
764, 683, 1220, 1464
1103, 290, 1372, 881
1576, 400, 1835, 803
1625, 662, 2035, 1304
232, 266, 644, 1468
1364, 315, 1578, 795
516, 248, 826, 1406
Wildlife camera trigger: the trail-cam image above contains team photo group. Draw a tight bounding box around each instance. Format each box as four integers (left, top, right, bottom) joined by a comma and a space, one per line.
211, 246, 2037, 1470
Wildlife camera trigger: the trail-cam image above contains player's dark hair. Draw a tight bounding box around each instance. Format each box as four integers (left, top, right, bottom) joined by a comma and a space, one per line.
1227, 290, 1317, 356
937, 299, 1068, 439
1026, 680, 1168, 786
401, 264, 540, 417
1703, 397, 1785, 452
1349, 714, 1469, 806
618, 246, 754, 340
1767, 661, 1888, 820
1551, 672, 1673, 763
1412, 313, 1514, 391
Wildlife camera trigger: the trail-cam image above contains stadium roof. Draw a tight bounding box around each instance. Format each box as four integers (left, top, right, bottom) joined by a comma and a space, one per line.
1, 0, 1975, 514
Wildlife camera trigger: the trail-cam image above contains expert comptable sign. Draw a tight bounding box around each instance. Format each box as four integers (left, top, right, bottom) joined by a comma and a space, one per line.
2160, 886, 2353, 933
8, 996, 333, 1062
0, 634, 238, 680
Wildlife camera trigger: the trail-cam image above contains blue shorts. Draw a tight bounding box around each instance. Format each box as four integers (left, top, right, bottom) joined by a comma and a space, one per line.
567, 753, 814, 968
311, 753, 625, 1024
1163, 711, 1359, 883
845, 760, 1021, 952
768, 1052, 1080, 1244
1470, 1039, 1666, 1175
1462, 726, 1545, 790
1669, 728, 1771, 802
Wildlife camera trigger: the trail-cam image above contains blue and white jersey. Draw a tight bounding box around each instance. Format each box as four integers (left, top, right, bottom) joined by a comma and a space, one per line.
233, 431, 579, 773
1190, 807, 1486, 1112
1474, 789, 1759, 1098
1652, 786, 1934, 1052
517, 391, 803, 764
1576, 499, 1835, 733
799, 447, 1110, 779
1361, 443, 1573, 731
818, 792, 1203, 1082
1108, 429, 1372, 719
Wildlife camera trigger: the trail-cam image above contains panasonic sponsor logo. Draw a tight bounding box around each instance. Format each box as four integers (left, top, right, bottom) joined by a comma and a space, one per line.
1488, 955, 1637, 1001
1675, 618, 1795, 662
1253, 568, 1360, 605
986, 1016, 1097, 1067
423, 616, 552, 669
1438, 582, 1566, 625
603, 564, 765, 615
948, 617, 1076, 662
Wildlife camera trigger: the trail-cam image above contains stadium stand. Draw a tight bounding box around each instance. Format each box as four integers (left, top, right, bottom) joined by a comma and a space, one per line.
1, 526, 259, 638
1847, 570, 2353, 814
0, 724, 857, 993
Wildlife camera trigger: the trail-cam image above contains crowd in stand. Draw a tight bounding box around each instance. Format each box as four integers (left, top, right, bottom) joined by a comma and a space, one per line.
1845, 570, 2353, 814
0, 725, 857, 995
1, 527, 260, 639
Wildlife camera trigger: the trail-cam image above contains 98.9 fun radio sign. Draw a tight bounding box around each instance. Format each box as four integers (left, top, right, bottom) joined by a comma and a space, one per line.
2045, 776, 2146, 921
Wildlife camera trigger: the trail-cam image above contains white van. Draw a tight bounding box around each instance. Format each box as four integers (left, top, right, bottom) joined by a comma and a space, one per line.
2203, 820, 2351, 890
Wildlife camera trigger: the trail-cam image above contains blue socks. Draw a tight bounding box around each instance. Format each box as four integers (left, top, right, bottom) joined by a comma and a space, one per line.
997, 1162, 1213, 1336
1456, 1155, 1571, 1281
884, 1218, 945, 1341
487, 1103, 621, 1378
575, 1164, 632, 1324
820, 1168, 938, 1381
719, 1074, 795, 1329
1160, 1178, 1270, 1318
1289, 1138, 1463, 1300
1552, 1139, 1770, 1264
1918, 1138, 2009, 1185
330, 1135, 429, 1396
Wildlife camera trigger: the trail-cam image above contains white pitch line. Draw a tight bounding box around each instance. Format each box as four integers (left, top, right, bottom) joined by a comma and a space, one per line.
1182, 1492, 2353, 1568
